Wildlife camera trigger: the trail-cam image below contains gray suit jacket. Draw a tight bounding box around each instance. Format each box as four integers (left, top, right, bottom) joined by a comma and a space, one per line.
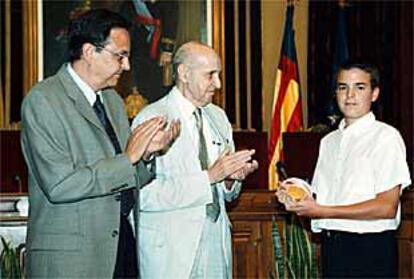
20, 65, 152, 278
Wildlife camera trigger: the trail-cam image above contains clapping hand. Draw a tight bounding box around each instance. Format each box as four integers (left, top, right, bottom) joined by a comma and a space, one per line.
125, 116, 166, 164
207, 149, 257, 184
145, 119, 181, 156
228, 159, 259, 181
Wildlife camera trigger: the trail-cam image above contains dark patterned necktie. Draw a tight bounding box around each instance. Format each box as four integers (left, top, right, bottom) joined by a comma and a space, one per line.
194, 108, 220, 222
93, 97, 134, 216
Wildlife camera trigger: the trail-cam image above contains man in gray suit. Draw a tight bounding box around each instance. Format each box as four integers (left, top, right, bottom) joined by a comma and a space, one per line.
20, 9, 179, 278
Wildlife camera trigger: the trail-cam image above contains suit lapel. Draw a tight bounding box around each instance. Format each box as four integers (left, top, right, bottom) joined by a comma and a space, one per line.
57, 65, 108, 135
203, 106, 228, 144
165, 91, 182, 120
101, 90, 123, 144
167, 91, 200, 161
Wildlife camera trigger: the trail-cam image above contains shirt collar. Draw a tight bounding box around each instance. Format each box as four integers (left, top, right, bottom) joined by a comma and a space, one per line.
171, 86, 199, 119
67, 63, 102, 106
338, 111, 376, 135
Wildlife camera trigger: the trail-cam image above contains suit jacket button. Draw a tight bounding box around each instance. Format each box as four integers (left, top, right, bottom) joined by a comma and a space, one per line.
112, 230, 119, 237
114, 194, 121, 201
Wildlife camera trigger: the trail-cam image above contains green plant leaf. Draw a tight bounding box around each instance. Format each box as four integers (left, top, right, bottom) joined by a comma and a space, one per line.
284, 214, 319, 279
298, 218, 312, 277
0, 236, 22, 279
275, 214, 319, 279
272, 218, 285, 279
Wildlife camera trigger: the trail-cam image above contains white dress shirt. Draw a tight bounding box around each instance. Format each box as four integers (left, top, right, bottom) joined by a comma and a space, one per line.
311, 112, 411, 233
67, 64, 103, 105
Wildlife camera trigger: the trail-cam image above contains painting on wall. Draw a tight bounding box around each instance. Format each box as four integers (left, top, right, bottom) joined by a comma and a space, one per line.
2, 0, 225, 129
42, 0, 208, 108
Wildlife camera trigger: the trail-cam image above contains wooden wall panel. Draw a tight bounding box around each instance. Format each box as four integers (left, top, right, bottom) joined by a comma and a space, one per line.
0, 131, 27, 193
1, 130, 268, 193
228, 190, 287, 279
397, 191, 414, 278
233, 131, 268, 189
282, 132, 324, 181
222, 0, 262, 130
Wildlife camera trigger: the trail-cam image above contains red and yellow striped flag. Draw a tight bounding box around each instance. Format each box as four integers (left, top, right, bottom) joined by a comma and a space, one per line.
268, 4, 303, 190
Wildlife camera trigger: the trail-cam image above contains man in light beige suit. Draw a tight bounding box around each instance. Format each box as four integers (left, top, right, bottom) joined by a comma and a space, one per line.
20, 9, 179, 278
133, 41, 258, 279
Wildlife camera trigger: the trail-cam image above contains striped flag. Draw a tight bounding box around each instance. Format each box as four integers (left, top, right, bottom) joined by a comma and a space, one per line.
268, 4, 303, 190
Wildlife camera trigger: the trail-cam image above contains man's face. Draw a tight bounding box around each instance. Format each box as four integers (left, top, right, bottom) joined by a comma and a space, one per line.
335, 68, 379, 126
92, 28, 131, 90
182, 49, 222, 107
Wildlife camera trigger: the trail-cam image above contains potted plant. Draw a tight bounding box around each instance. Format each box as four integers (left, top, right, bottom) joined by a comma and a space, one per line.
271, 215, 319, 279
0, 236, 23, 279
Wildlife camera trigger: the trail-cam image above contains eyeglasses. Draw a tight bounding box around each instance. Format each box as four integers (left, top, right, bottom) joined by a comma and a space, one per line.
95, 46, 129, 63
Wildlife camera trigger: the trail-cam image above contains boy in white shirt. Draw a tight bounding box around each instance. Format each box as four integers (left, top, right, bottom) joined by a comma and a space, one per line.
280, 61, 411, 278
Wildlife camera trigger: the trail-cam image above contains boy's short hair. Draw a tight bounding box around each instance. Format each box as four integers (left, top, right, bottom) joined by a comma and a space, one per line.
335, 60, 380, 89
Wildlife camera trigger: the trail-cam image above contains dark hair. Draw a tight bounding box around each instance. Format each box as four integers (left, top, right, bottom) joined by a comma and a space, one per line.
335, 60, 380, 89
67, 9, 131, 62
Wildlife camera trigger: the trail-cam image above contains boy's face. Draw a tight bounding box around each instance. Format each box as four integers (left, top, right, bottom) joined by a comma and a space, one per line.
335, 68, 379, 126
